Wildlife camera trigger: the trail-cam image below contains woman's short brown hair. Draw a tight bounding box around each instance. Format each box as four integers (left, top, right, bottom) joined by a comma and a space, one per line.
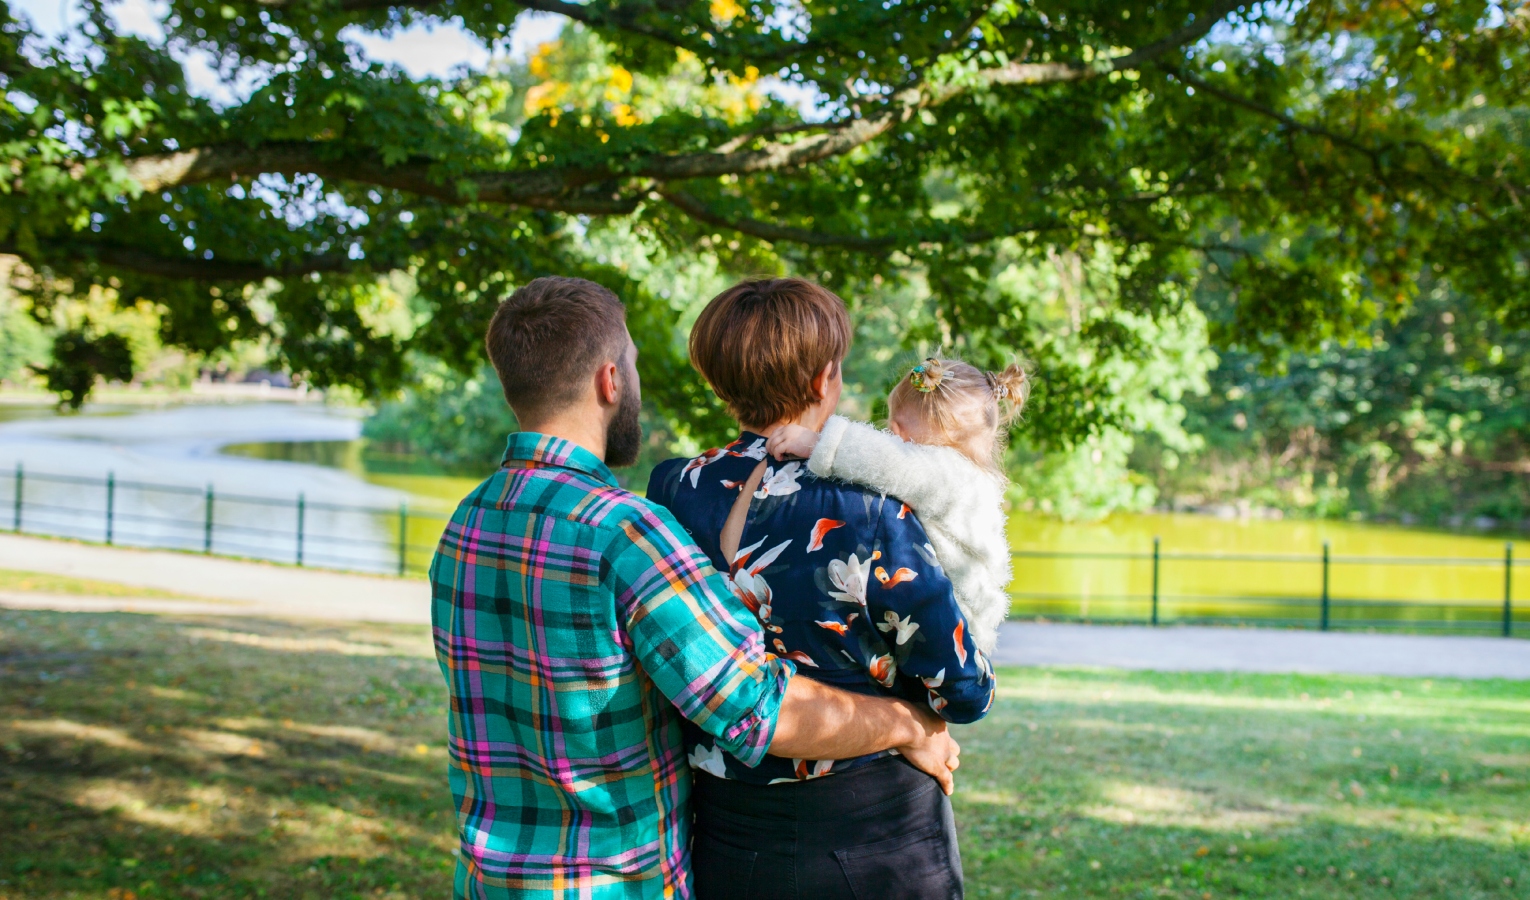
689, 278, 852, 428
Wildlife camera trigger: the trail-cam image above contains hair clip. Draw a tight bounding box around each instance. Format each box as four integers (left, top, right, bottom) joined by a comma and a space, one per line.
985, 370, 1008, 400
909, 358, 944, 393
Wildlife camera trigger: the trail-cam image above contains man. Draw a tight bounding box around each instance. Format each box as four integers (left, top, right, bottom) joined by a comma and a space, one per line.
430, 276, 959, 900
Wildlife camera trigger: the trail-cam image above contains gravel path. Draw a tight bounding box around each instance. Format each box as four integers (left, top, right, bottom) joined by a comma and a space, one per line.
991, 621, 1530, 679
0, 533, 428, 623
4, 533, 1527, 679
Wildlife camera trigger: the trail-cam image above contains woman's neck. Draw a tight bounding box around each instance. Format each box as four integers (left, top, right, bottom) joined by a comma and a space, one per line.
745, 408, 833, 437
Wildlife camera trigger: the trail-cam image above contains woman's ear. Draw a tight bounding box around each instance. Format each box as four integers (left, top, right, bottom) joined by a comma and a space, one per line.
810, 360, 837, 401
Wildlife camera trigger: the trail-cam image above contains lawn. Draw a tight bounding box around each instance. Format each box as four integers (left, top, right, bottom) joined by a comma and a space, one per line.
1, 610, 1526, 899
0, 570, 199, 600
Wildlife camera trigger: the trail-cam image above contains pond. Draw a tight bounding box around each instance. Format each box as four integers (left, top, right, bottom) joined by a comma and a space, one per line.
1010, 512, 1524, 630
0, 402, 427, 574
0, 400, 1524, 631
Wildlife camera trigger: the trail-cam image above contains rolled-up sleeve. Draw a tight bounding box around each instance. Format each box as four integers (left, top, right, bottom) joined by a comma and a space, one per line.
608, 504, 795, 766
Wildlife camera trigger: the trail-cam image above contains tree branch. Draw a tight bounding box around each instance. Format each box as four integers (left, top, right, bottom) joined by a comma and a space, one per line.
657, 189, 1067, 250
657, 189, 900, 249
976, 0, 1243, 88
124, 143, 641, 213
2, 240, 362, 281
120, 111, 908, 208
1170, 70, 1382, 161
257, 0, 709, 54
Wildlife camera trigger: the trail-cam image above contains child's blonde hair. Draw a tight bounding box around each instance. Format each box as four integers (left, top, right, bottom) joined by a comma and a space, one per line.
887, 356, 1031, 476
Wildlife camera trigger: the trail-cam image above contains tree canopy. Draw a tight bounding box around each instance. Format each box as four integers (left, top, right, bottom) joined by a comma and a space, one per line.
3, 0, 1527, 439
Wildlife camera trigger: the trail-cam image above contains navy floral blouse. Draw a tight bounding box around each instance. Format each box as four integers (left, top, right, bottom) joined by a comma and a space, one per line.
647, 432, 996, 785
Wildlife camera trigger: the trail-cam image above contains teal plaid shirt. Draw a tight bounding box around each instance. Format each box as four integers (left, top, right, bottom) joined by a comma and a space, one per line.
430, 433, 795, 900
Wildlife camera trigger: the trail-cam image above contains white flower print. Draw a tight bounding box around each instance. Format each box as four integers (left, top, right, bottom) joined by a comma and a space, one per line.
729, 537, 792, 622
867, 652, 896, 687
728, 569, 773, 620
688, 742, 729, 778
754, 461, 804, 499
924, 669, 948, 713
681, 447, 727, 488
826, 553, 871, 607
792, 758, 834, 779
734, 438, 768, 460
876, 610, 921, 645
773, 638, 818, 667
913, 542, 943, 570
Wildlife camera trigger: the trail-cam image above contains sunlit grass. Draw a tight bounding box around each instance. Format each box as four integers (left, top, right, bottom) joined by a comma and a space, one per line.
2, 610, 1527, 899
0, 570, 199, 600
959, 670, 1530, 898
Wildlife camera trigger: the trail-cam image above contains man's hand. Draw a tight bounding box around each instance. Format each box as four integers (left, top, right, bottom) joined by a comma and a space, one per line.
770, 680, 961, 794
895, 705, 961, 795
766, 424, 820, 460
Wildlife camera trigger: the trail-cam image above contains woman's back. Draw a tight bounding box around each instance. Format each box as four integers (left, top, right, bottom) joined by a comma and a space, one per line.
648, 431, 995, 785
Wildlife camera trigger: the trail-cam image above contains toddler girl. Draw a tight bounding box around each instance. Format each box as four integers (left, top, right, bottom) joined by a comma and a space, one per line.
767, 357, 1029, 654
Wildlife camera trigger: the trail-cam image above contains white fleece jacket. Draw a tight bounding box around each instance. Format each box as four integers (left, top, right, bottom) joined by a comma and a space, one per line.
807, 415, 1011, 654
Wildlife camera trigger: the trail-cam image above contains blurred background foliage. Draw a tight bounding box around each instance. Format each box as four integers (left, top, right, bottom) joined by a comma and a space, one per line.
3, 0, 1528, 524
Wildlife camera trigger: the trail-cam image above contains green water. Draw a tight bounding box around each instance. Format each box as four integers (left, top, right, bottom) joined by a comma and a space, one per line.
227, 438, 1528, 629
1010, 512, 1525, 629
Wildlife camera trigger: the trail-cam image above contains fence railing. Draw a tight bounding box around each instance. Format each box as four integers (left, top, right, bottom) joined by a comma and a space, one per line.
4, 462, 450, 577
3, 461, 1524, 636
1010, 536, 1523, 636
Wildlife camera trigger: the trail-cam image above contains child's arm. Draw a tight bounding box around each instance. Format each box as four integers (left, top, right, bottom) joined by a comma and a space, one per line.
799, 415, 983, 521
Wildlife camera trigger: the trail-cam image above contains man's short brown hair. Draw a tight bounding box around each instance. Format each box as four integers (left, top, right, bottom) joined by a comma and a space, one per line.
486, 277, 627, 418
689, 278, 852, 427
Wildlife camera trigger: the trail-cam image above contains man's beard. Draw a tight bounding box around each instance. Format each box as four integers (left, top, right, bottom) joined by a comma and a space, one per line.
605, 377, 642, 468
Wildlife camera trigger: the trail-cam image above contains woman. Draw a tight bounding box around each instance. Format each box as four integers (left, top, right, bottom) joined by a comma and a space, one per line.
647, 278, 995, 900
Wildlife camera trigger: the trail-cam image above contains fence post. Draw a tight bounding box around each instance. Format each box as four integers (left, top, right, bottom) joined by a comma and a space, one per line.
1505, 543, 1514, 639
397, 503, 409, 577
12, 462, 21, 532
1320, 541, 1331, 631
1150, 536, 1161, 626
295, 493, 306, 566
105, 471, 115, 545
203, 485, 215, 554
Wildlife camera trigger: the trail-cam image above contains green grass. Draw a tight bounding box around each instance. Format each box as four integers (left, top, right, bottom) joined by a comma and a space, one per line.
0, 570, 201, 600
1, 611, 1527, 899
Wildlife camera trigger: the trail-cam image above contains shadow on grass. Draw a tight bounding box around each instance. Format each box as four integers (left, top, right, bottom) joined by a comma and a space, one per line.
1, 611, 453, 899
2, 611, 1528, 899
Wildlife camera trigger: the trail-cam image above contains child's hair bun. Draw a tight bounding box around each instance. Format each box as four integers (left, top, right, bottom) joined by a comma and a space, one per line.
987, 360, 1032, 426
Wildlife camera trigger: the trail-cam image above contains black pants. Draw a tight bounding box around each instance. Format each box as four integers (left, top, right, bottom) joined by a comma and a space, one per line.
690, 756, 963, 900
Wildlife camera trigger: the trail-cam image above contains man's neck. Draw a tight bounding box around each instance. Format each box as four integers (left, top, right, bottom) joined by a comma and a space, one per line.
518, 412, 608, 464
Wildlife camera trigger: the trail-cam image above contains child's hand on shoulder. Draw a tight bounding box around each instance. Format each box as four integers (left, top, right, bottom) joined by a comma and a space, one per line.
766, 424, 819, 460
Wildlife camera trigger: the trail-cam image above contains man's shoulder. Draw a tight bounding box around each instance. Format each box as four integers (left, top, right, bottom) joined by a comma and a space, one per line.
459, 463, 666, 532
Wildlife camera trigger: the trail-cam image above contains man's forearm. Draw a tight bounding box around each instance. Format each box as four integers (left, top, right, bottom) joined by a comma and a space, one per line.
767, 676, 925, 760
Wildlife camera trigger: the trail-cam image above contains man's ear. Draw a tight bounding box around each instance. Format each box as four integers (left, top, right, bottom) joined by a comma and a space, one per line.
594, 360, 621, 407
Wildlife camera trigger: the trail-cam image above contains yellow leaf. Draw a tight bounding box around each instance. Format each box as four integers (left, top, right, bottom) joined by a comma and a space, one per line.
711, 0, 744, 23
608, 65, 633, 95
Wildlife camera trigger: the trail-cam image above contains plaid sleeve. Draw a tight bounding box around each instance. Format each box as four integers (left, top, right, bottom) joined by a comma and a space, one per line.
607, 503, 795, 767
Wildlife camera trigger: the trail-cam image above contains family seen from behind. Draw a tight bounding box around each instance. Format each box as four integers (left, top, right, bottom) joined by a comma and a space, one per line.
428, 275, 1030, 900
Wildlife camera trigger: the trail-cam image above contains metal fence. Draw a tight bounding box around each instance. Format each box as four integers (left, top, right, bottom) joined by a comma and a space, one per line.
1010, 537, 1523, 636
3, 461, 1525, 636
4, 462, 450, 576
